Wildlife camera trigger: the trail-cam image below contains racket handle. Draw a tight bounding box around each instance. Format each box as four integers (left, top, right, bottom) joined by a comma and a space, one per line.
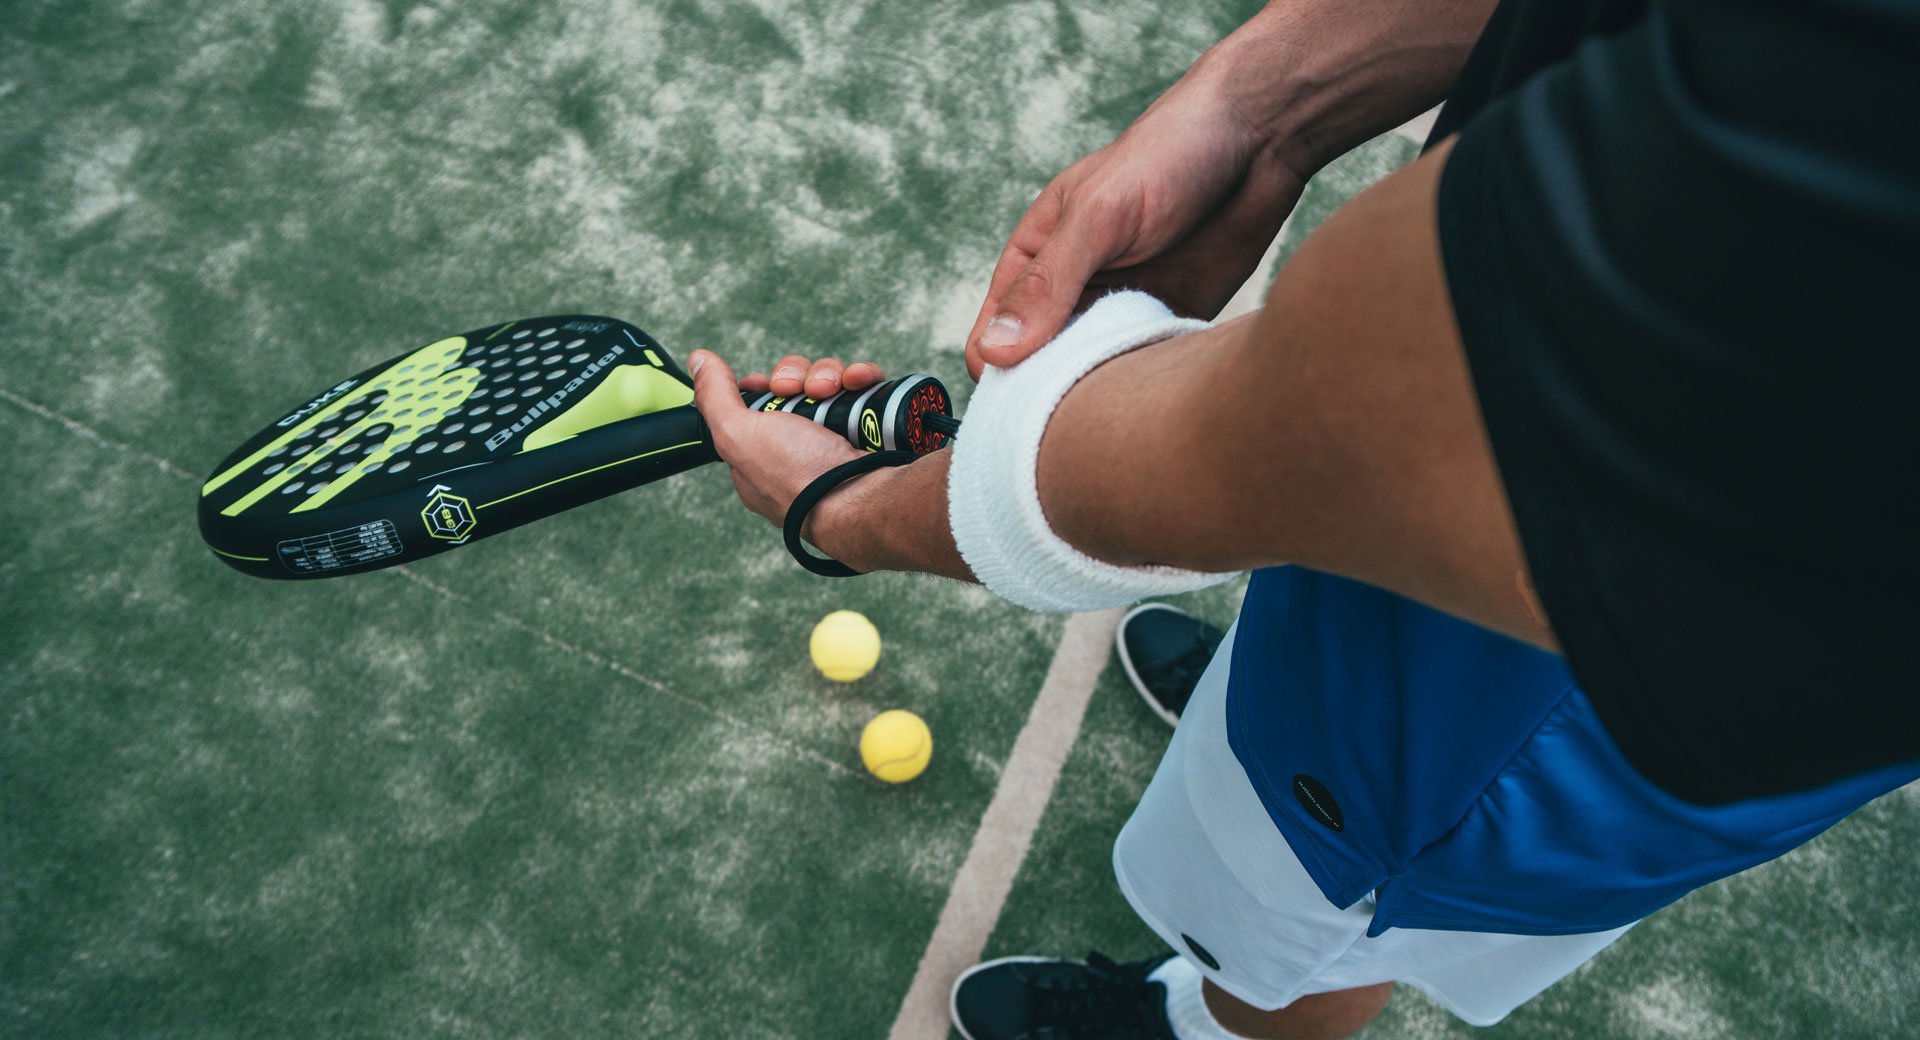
738, 374, 956, 455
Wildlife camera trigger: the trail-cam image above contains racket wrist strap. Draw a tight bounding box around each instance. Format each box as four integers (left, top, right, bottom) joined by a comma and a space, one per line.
785, 451, 918, 577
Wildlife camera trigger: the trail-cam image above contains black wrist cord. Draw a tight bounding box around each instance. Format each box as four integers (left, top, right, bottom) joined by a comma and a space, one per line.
783, 450, 918, 577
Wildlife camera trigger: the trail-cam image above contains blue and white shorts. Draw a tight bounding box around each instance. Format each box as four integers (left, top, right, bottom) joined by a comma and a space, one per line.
1112, 622, 1633, 1026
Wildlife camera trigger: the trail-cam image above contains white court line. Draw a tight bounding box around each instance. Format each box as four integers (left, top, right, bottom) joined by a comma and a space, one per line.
887, 233, 1292, 1038
0, 386, 198, 480
885, 606, 1123, 1040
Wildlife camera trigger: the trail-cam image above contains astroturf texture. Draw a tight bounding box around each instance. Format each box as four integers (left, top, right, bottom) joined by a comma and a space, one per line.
4, 2, 1916, 1039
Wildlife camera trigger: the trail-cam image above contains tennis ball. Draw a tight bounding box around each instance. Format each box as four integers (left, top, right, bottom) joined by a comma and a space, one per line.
810, 609, 881, 682
860, 710, 932, 783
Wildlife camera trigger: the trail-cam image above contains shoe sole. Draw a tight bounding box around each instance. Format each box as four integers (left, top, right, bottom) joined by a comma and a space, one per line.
1115, 603, 1183, 729
949, 956, 1061, 1040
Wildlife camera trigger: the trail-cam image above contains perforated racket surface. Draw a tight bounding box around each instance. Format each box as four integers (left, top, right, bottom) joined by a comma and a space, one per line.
199, 315, 953, 579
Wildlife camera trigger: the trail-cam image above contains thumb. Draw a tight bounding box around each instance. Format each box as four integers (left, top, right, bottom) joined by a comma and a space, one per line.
688, 349, 747, 447
974, 218, 1111, 369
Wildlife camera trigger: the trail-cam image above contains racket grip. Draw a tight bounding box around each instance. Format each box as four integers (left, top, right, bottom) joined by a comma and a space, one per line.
738, 374, 956, 454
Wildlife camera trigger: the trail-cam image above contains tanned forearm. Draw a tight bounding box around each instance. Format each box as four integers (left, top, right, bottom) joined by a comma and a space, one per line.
810, 0, 1505, 577
1043, 138, 1551, 648
814, 140, 1556, 650
807, 448, 972, 583
1191, 0, 1497, 172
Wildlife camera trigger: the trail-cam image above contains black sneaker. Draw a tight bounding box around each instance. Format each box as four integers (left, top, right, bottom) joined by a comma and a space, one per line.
1116, 603, 1225, 726
950, 952, 1178, 1040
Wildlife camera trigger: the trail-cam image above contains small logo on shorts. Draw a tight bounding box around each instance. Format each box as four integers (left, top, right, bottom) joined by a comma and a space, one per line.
1181, 934, 1221, 971
1292, 774, 1345, 832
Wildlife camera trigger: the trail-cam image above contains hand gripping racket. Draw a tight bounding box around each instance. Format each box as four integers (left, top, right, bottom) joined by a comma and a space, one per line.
198, 316, 958, 580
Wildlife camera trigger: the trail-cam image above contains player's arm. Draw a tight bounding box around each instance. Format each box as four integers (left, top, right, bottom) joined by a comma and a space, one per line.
1196, 0, 1494, 180
793, 138, 1555, 650
966, 0, 1500, 371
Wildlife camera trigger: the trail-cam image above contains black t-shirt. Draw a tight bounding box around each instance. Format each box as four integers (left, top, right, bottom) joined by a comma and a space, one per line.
1432, 0, 1920, 803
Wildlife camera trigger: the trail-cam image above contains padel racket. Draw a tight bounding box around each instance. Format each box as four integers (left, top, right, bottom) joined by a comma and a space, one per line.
198, 315, 957, 580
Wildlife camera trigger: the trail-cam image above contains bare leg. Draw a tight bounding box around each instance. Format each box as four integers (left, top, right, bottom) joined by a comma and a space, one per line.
1202, 979, 1392, 1040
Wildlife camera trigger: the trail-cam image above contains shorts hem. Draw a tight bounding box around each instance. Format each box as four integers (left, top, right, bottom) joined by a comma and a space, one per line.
1111, 840, 1300, 1012
1395, 976, 1510, 1028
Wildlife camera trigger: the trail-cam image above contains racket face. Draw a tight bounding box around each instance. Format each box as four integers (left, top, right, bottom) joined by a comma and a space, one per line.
199, 316, 715, 579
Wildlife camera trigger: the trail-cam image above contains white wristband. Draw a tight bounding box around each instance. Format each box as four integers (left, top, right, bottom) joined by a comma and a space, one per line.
948, 291, 1241, 612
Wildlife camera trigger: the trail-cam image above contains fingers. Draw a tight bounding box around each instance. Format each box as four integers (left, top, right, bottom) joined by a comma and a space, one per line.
744, 355, 886, 399
965, 194, 1063, 380
767, 354, 812, 397
970, 190, 1130, 373
841, 361, 885, 390
1098, 163, 1302, 318
802, 358, 846, 400
977, 227, 1116, 369
965, 243, 1034, 381
688, 349, 748, 453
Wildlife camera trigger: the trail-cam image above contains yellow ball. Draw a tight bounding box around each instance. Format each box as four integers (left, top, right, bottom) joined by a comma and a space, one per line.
860, 710, 932, 783
810, 609, 881, 682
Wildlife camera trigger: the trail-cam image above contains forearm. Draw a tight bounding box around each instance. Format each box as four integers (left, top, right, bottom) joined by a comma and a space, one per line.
809, 326, 1251, 584
809, 449, 975, 583
1033, 318, 1272, 572
1043, 139, 1550, 648
1192, 0, 1496, 171
813, 320, 1312, 580
816, 140, 1554, 649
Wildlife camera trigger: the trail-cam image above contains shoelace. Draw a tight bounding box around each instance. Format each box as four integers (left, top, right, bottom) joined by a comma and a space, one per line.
1019, 952, 1170, 1039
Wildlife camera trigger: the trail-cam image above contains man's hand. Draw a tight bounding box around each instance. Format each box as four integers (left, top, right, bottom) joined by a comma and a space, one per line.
738, 352, 886, 402
963, 0, 1500, 379
687, 349, 877, 533
964, 71, 1306, 378
688, 349, 975, 581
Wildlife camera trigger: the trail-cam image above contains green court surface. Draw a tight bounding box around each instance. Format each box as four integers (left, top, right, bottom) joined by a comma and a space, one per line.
3, 3, 1914, 1039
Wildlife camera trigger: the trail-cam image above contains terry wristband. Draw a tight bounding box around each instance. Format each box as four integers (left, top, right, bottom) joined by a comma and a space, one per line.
947, 291, 1240, 612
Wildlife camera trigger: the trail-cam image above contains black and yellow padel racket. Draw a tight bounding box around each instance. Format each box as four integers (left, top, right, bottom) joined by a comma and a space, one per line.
198, 316, 957, 580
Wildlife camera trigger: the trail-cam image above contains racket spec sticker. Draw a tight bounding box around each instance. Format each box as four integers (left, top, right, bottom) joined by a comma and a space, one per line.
276, 520, 405, 574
